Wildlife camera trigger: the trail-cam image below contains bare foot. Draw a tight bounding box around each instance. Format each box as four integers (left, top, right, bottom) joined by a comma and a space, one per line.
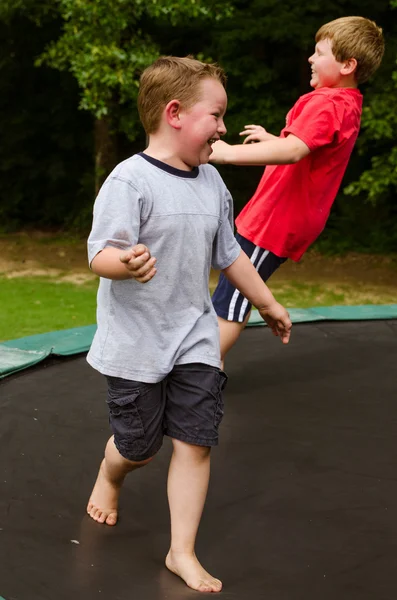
86, 459, 120, 526
165, 550, 222, 593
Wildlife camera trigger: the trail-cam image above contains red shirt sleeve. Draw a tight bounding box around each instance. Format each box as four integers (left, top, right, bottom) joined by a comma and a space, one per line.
283, 95, 342, 151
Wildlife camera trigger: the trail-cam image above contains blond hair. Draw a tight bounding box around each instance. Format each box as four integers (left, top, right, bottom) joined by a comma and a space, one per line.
316, 16, 384, 84
138, 56, 226, 134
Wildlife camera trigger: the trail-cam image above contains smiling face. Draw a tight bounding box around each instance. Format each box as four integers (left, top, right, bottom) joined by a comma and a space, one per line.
308, 38, 345, 89
178, 78, 227, 168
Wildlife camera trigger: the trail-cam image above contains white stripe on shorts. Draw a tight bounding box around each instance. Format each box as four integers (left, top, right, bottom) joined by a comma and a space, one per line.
237, 248, 270, 321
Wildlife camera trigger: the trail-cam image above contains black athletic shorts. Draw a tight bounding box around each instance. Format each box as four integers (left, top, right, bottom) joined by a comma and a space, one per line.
106, 363, 227, 462
212, 232, 287, 323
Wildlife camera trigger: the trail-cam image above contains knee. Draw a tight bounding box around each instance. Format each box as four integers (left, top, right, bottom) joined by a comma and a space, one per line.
172, 438, 211, 461
191, 444, 211, 461
128, 454, 155, 468
134, 455, 154, 466
107, 436, 156, 467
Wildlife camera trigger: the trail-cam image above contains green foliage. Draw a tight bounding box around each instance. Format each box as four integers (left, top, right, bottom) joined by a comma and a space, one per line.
0, 0, 57, 24
36, 0, 233, 138
1, 0, 397, 251
201, 0, 391, 134
343, 0, 397, 206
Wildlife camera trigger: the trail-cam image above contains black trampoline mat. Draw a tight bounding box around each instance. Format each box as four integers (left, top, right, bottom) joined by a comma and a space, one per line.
1, 320, 397, 600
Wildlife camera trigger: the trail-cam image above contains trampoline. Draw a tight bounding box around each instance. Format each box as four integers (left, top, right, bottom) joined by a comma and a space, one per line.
1, 318, 397, 600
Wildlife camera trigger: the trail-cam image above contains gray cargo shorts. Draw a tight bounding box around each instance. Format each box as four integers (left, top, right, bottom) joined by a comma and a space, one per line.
106, 363, 227, 462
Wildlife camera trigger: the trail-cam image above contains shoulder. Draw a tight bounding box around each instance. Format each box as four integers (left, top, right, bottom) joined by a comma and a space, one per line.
290, 89, 361, 124
299, 88, 362, 110
107, 154, 145, 181
293, 89, 337, 109
104, 154, 149, 189
94, 155, 148, 210
199, 163, 227, 188
312, 88, 362, 125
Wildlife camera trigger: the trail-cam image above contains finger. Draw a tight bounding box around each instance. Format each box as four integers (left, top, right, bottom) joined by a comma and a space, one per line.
135, 267, 157, 283
280, 329, 291, 344
282, 316, 292, 331
120, 250, 135, 263
277, 321, 292, 344
133, 244, 149, 257
242, 134, 260, 144
239, 128, 256, 136
128, 252, 151, 270
130, 256, 157, 277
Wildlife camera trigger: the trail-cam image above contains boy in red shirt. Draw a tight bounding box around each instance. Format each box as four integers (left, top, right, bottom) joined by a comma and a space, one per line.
210, 16, 384, 358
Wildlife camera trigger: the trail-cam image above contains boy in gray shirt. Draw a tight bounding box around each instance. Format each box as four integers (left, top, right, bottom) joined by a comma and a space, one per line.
86, 56, 292, 593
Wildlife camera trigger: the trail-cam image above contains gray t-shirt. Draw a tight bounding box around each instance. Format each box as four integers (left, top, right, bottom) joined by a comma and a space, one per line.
86, 153, 241, 383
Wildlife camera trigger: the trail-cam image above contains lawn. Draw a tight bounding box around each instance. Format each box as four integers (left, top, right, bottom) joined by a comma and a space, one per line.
0, 233, 396, 342
0, 277, 98, 342
1, 271, 396, 342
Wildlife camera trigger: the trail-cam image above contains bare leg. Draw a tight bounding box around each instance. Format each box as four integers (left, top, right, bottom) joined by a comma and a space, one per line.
87, 436, 153, 525
218, 311, 251, 363
165, 439, 221, 593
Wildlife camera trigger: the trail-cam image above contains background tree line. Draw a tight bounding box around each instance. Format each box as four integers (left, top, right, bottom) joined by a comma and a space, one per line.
0, 0, 396, 252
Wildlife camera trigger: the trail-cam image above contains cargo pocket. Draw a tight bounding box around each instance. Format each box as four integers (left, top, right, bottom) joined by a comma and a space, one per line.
214, 370, 228, 429
106, 381, 148, 458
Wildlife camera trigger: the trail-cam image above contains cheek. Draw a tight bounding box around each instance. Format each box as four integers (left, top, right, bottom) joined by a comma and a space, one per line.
189, 128, 208, 148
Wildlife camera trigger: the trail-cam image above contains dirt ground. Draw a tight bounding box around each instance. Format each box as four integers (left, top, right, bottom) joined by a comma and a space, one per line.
0, 233, 95, 284
0, 232, 396, 295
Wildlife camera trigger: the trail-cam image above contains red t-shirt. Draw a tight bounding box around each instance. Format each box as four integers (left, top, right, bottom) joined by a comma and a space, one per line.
235, 87, 363, 261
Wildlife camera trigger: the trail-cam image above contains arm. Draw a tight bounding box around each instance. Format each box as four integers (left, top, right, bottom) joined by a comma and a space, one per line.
91, 244, 157, 282
210, 134, 310, 166
222, 251, 292, 344
88, 175, 157, 283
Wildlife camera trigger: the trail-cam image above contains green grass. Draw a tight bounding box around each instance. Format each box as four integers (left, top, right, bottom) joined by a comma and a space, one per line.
266, 281, 346, 308
1, 276, 395, 343
269, 280, 397, 308
0, 277, 98, 342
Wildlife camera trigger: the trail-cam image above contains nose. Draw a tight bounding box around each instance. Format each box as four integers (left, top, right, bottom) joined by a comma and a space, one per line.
308, 54, 314, 64
218, 118, 227, 136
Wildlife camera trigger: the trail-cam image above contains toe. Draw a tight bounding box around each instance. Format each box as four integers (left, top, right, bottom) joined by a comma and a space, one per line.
97, 511, 107, 524
90, 507, 99, 520
106, 512, 117, 526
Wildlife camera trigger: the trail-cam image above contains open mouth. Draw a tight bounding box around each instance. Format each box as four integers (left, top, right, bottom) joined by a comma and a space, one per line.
208, 138, 218, 146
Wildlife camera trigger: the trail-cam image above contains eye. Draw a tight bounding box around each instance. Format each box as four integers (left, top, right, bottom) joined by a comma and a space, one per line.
212, 113, 220, 118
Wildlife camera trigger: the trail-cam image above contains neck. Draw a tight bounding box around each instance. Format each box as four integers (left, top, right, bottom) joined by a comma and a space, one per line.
335, 74, 358, 89
144, 134, 192, 171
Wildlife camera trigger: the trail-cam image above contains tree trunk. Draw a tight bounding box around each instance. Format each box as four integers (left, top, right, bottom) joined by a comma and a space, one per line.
94, 117, 118, 194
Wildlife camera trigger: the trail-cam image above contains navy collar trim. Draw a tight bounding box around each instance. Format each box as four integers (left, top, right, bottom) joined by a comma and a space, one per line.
138, 152, 199, 178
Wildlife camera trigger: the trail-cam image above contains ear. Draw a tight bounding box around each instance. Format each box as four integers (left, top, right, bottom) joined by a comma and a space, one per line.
341, 57, 357, 76
165, 99, 182, 130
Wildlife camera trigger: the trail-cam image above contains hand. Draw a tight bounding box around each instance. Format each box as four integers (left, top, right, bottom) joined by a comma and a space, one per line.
239, 124, 277, 144
119, 244, 157, 283
209, 140, 231, 164
258, 301, 292, 344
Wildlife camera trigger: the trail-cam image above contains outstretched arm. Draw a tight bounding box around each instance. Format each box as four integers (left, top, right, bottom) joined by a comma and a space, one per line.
210, 133, 310, 166
222, 251, 292, 344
